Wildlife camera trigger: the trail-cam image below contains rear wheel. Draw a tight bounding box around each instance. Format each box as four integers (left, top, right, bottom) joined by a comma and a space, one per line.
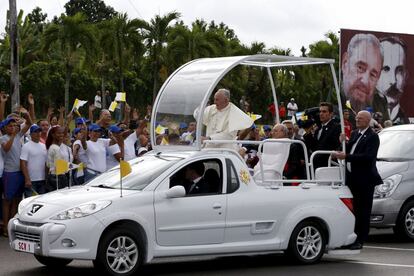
34, 255, 72, 268
94, 225, 143, 276
393, 200, 414, 241
287, 220, 326, 264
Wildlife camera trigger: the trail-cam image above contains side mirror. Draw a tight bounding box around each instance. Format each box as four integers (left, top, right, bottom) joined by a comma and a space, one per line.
165, 185, 186, 198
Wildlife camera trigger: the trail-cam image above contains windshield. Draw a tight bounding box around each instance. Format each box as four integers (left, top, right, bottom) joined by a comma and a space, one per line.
152, 56, 247, 148
86, 155, 182, 190
378, 130, 414, 160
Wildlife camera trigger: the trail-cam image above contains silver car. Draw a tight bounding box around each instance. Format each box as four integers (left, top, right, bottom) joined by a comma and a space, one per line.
371, 124, 414, 240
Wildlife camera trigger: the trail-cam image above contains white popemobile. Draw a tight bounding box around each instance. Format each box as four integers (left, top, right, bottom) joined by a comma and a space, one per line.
9, 55, 357, 276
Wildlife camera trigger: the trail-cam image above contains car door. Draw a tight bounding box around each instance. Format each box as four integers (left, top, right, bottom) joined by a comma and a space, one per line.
223, 157, 285, 246
154, 158, 226, 246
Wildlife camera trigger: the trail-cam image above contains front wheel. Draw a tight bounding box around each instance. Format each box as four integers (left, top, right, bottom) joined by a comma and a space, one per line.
393, 200, 414, 241
286, 220, 326, 264
34, 255, 72, 268
94, 226, 143, 276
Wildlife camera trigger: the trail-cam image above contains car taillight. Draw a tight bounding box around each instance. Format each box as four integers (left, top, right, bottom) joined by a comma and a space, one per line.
340, 198, 354, 214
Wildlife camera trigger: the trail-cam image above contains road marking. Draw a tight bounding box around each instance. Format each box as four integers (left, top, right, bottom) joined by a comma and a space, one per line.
364, 245, 414, 252
345, 260, 414, 268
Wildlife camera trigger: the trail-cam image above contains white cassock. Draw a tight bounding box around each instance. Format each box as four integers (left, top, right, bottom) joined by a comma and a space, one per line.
203, 103, 254, 149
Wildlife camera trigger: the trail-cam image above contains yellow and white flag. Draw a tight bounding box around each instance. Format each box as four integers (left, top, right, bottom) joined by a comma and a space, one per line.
155, 125, 167, 135
72, 99, 88, 111
120, 160, 132, 178
115, 92, 126, 102
161, 136, 169, 145
109, 101, 118, 112
248, 112, 262, 121
259, 125, 265, 137
55, 159, 69, 175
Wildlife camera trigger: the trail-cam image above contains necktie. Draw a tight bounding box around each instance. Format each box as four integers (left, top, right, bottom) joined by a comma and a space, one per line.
189, 181, 196, 193
347, 132, 363, 172
317, 125, 325, 140
350, 132, 363, 154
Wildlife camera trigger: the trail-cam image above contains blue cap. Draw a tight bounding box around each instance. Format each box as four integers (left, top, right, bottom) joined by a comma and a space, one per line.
109, 124, 122, 133
365, 106, 373, 113
88, 124, 102, 132
73, 127, 82, 135
2, 117, 16, 127
179, 122, 188, 129
264, 125, 272, 131
75, 117, 90, 125
30, 124, 41, 134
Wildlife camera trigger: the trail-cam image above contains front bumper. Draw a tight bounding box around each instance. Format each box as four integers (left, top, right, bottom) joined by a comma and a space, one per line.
370, 198, 404, 227
8, 216, 104, 260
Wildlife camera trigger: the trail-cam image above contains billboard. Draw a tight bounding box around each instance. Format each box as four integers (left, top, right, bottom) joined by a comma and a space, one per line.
340, 28, 414, 124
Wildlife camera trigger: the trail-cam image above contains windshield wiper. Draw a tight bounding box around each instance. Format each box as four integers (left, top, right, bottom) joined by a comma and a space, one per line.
92, 184, 115, 189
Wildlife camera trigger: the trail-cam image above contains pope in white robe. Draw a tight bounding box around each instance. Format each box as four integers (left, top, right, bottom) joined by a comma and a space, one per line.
202, 89, 254, 149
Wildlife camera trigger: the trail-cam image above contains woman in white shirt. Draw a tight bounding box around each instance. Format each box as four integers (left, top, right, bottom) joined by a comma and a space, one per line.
45, 126, 72, 191
72, 128, 88, 184
85, 124, 122, 182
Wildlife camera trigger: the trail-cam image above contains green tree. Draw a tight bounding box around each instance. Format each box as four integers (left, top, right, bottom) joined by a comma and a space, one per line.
43, 12, 96, 113
65, 0, 117, 23
167, 19, 226, 71
27, 7, 47, 33
136, 11, 181, 102
98, 13, 143, 92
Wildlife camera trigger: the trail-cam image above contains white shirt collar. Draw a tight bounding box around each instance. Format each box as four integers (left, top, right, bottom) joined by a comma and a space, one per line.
322, 119, 332, 127
358, 127, 369, 135
193, 176, 202, 184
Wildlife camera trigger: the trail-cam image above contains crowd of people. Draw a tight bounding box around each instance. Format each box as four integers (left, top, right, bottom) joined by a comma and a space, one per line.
0, 91, 151, 237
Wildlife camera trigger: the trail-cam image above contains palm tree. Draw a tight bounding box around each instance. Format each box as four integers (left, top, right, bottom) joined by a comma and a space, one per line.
43, 12, 96, 113
98, 13, 143, 93
136, 11, 181, 102
167, 19, 223, 69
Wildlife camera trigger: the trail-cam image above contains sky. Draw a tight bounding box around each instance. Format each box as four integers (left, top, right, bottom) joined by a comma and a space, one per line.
1, 0, 414, 55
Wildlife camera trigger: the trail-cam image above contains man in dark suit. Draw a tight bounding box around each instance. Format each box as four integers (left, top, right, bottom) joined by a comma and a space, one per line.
184, 162, 209, 195
304, 102, 341, 169
332, 110, 382, 250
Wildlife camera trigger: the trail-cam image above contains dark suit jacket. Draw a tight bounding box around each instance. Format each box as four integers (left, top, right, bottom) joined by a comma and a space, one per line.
345, 127, 382, 189
187, 178, 209, 195
306, 119, 341, 169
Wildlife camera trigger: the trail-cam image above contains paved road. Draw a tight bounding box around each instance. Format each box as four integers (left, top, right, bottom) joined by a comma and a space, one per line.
1, 229, 414, 276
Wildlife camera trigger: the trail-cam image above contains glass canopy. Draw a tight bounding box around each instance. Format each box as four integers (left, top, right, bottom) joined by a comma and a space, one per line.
151, 54, 342, 151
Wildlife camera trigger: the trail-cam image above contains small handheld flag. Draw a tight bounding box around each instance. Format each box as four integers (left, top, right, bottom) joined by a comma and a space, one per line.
115, 92, 126, 102
109, 101, 118, 112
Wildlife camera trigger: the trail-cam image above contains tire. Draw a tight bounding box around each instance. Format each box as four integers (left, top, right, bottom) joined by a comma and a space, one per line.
393, 200, 414, 241
286, 220, 326, 264
34, 255, 72, 268
94, 226, 143, 276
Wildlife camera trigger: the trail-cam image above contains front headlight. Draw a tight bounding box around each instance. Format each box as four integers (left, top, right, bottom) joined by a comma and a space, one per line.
374, 174, 402, 198
50, 200, 111, 220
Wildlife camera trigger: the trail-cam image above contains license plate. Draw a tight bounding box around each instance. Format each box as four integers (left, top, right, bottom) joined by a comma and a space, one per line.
14, 240, 36, 253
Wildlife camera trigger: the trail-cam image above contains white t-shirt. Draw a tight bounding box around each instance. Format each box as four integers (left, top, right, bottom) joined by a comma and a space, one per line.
86, 139, 108, 173
20, 140, 47, 181
124, 132, 138, 161
94, 95, 102, 109
106, 144, 121, 170
73, 140, 88, 164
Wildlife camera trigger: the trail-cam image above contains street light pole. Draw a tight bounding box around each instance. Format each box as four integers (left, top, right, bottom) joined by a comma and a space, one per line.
9, 0, 20, 111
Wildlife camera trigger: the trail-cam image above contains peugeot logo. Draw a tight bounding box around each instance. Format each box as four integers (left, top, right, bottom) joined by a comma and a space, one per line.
28, 204, 43, 216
